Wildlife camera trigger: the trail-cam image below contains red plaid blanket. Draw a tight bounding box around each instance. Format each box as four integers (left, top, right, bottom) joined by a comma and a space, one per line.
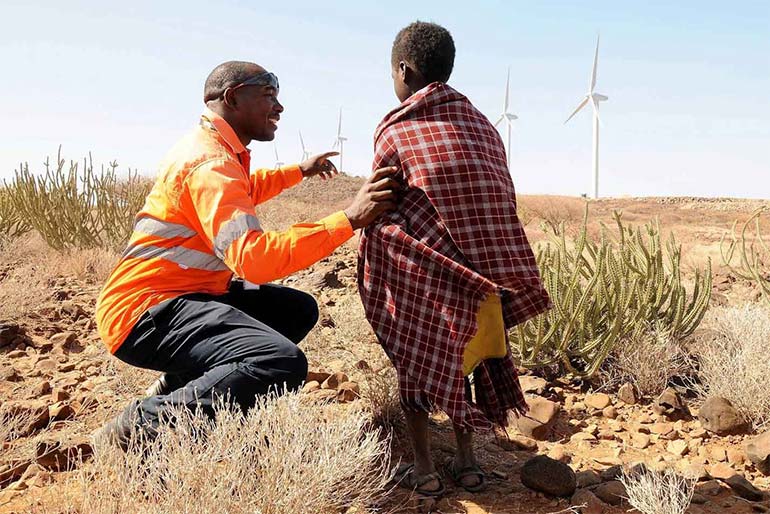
357, 82, 551, 431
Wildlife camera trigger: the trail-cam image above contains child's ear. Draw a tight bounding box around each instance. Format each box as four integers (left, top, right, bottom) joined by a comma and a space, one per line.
398, 61, 408, 80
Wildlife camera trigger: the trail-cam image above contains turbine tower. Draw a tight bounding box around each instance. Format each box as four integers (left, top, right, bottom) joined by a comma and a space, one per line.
299, 130, 311, 161
331, 108, 347, 172
494, 67, 518, 171
273, 142, 284, 169
565, 35, 608, 199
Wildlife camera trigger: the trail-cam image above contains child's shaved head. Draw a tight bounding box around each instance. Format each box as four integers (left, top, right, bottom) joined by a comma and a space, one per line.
392, 21, 455, 84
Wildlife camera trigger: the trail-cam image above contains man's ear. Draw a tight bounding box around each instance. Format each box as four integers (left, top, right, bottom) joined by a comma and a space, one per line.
222, 88, 237, 110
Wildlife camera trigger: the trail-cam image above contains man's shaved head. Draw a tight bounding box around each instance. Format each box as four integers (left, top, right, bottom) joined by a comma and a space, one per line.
204, 61, 265, 103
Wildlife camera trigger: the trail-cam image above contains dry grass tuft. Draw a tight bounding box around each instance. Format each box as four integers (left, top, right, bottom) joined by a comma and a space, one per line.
0, 405, 35, 443
603, 328, 694, 397
693, 303, 770, 428
77, 392, 393, 514
620, 467, 694, 514
361, 367, 403, 432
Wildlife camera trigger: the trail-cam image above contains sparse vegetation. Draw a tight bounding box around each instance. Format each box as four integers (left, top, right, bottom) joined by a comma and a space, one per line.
694, 303, 770, 429
604, 327, 694, 397
77, 393, 393, 514
0, 186, 31, 245
4, 148, 150, 251
721, 207, 770, 305
512, 210, 711, 377
620, 467, 694, 514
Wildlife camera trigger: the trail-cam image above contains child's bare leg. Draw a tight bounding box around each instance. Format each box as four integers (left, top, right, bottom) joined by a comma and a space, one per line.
404, 409, 442, 491
452, 424, 483, 485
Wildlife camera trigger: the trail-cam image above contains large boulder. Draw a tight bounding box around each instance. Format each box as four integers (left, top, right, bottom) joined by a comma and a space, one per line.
698, 397, 748, 435
520, 455, 576, 497
745, 430, 770, 475
510, 397, 560, 440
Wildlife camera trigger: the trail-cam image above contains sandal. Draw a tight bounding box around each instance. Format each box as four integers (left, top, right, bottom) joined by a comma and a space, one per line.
392, 463, 446, 498
444, 462, 487, 493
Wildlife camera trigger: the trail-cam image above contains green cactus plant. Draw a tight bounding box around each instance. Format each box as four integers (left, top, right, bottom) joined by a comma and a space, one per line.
0, 186, 30, 245
512, 209, 712, 377
5, 148, 150, 251
721, 207, 770, 305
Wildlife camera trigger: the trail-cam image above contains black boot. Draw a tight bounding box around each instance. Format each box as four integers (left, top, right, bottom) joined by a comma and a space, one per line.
92, 399, 142, 452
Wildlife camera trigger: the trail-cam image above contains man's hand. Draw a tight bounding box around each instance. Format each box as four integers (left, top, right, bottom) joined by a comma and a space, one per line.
344, 166, 400, 230
299, 151, 340, 179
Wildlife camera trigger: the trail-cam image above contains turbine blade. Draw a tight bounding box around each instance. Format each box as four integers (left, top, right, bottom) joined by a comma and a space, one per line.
273, 143, 279, 161
494, 114, 504, 127
590, 34, 600, 93
299, 130, 306, 151
564, 97, 589, 124
337, 108, 342, 137
504, 67, 511, 110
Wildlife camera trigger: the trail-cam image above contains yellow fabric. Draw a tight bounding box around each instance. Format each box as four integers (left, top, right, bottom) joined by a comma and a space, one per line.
462, 294, 507, 375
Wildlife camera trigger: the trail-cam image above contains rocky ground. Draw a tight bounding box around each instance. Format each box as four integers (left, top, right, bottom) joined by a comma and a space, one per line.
1, 192, 770, 513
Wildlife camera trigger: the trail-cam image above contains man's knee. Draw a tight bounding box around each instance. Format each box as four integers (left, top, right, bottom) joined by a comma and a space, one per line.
250, 339, 308, 392
292, 290, 319, 342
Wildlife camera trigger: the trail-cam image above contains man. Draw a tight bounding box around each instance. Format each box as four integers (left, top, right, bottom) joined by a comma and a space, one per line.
358, 23, 550, 495
96, 60, 399, 447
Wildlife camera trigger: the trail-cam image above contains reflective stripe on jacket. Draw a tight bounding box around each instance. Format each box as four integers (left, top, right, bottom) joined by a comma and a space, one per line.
96, 108, 353, 353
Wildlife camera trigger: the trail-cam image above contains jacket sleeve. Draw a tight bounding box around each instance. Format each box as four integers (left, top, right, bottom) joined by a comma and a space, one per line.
185, 158, 353, 284
249, 164, 304, 205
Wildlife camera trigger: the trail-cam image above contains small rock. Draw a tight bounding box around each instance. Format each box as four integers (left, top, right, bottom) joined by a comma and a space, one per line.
570, 489, 605, 514
594, 480, 626, 506
511, 397, 560, 440
547, 444, 571, 463
630, 433, 651, 449
724, 474, 764, 501
301, 380, 320, 393
697, 479, 723, 496
726, 447, 745, 466
585, 393, 611, 410
35, 437, 93, 471
602, 406, 618, 419
570, 432, 597, 443
321, 372, 349, 390
0, 367, 21, 382
699, 397, 749, 435
336, 381, 360, 403
34, 381, 52, 396
655, 387, 685, 416
575, 470, 602, 488
709, 462, 736, 480
650, 422, 674, 435
1, 401, 50, 436
520, 455, 577, 497
600, 465, 623, 481
618, 383, 637, 405
49, 402, 74, 421
667, 440, 689, 457
50, 332, 77, 347
496, 433, 538, 451
519, 376, 548, 396
710, 446, 727, 462
306, 371, 331, 383
745, 430, 770, 475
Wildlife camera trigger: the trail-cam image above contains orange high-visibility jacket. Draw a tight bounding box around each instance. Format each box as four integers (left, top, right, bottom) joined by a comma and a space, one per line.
96, 108, 353, 353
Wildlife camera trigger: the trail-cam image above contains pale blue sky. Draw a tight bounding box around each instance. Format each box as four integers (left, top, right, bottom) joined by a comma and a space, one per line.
1, 0, 768, 198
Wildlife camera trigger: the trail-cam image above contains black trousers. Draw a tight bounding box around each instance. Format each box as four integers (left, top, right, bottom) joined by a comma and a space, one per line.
114, 283, 317, 435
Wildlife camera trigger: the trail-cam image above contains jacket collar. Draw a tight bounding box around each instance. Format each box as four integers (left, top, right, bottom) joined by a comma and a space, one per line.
201, 107, 248, 155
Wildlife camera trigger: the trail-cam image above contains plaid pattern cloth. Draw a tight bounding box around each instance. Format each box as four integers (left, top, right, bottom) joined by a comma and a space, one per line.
357, 83, 551, 431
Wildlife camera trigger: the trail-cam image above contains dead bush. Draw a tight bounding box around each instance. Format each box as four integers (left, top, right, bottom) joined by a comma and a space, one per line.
620, 467, 694, 514
78, 392, 393, 514
693, 303, 770, 429
519, 195, 586, 232
603, 328, 694, 397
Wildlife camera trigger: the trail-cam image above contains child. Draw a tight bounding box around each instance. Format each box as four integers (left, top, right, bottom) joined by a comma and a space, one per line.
358, 21, 551, 496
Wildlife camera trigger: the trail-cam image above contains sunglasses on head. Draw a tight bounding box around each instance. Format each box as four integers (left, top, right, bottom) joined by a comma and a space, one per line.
230, 71, 280, 93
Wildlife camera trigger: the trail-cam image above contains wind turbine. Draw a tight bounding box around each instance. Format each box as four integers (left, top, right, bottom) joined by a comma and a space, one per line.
331, 108, 347, 172
299, 130, 311, 161
565, 35, 608, 199
494, 67, 518, 171
273, 142, 284, 169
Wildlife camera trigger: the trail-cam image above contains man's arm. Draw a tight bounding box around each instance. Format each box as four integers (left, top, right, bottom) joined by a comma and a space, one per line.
186, 159, 399, 284
249, 151, 341, 205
